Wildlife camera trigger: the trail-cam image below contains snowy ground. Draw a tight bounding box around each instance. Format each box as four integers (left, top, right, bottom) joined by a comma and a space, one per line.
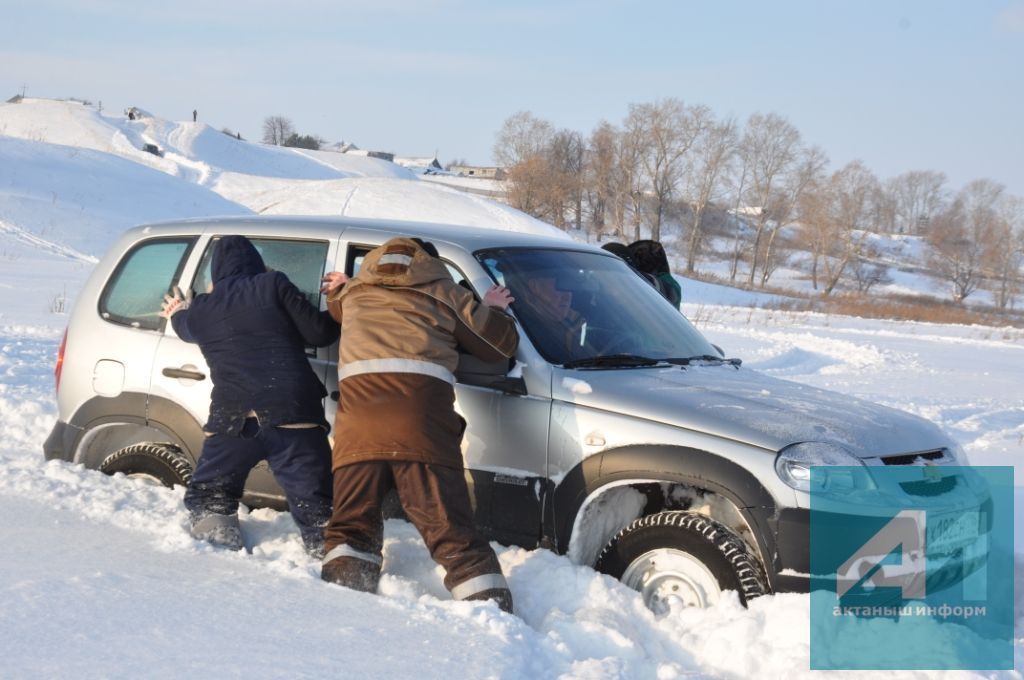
0, 98, 1021, 678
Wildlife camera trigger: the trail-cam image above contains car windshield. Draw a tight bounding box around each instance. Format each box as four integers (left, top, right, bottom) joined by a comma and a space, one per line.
477, 248, 719, 365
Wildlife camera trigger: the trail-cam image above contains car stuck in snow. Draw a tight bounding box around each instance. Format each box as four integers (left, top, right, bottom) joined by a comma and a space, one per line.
44, 215, 987, 611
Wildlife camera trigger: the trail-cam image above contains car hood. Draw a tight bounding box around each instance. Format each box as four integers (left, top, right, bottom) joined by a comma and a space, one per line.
552, 364, 951, 457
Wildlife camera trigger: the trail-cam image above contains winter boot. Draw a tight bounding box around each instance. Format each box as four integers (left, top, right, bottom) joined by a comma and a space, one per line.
190, 512, 244, 551
464, 588, 514, 615
321, 550, 381, 593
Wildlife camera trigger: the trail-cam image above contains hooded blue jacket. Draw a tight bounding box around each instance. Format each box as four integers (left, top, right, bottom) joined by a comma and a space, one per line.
171, 236, 339, 435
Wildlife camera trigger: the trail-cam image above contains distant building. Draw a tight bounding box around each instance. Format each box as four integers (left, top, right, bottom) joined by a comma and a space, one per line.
322, 141, 359, 154
449, 165, 507, 181
394, 156, 443, 171
342, 146, 395, 162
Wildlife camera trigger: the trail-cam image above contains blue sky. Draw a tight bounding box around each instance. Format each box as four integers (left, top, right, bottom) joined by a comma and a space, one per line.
3, 0, 1023, 196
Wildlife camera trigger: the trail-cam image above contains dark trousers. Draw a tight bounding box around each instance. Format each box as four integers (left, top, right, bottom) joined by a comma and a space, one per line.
324, 461, 502, 591
184, 418, 332, 551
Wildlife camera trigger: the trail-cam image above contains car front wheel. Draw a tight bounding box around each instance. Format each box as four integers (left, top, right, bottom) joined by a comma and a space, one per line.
595, 511, 767, 613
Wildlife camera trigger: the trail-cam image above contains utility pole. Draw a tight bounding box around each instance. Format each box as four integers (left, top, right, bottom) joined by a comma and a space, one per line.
20, 83, 27, 98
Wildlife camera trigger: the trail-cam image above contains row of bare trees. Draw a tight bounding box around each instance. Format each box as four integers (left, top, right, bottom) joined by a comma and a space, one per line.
492, 101, 1024, 308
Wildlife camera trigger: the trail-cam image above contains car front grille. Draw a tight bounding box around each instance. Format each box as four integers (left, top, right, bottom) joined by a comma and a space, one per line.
880, 449, 947, 466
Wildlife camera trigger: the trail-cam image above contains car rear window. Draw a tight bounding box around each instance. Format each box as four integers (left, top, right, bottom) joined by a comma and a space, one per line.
99, 237, 196, 331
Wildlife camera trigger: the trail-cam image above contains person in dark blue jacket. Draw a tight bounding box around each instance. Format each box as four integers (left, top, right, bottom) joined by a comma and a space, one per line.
160, 235, 341, 556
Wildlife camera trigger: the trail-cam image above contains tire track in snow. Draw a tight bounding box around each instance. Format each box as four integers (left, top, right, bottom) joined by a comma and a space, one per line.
0, 220, 97, 263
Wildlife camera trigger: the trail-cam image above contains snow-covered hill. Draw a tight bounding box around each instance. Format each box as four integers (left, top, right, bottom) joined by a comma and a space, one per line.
0, 98, 1020, 678
0, 98, 563, 263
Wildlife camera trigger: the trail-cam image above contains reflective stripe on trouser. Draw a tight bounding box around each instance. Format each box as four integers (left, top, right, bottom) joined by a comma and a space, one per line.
323, 461, 503, 591
323, 543, 383, 567
450, 573, 509, 600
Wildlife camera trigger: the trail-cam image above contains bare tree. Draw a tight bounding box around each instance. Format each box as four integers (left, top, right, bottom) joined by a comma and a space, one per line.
504, 154, 554, 220
584, 121, 620, 237
630, 99, 707, 241
493, 111, 553, 167
986, 195, 1024, 309
868, 181, 898, 234
886, 170, 948, 235
494, 111, 556, 221
760, 145, 829, 286
262, 116, 295, 146
927, 179, 1004, 303
849, 242, 893, 294
817, 161, 880, 296
738, 113, 802, 287
547, 129, 586, 230
796, 177, 828, 290
617, 108, 650, 241
725, 150, 753, 282
682, 116, 737, 272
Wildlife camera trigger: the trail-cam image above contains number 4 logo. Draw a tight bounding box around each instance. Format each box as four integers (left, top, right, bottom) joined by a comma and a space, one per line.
837, 509, 927, 599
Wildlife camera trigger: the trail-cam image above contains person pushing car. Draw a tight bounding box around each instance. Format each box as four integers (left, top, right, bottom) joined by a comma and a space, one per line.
160, 235, 339, 556
318, 237, 519, 613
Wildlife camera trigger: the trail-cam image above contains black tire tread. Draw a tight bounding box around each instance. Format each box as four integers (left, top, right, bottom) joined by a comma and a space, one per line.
99, 443, 193, 488
595, 510, 768, 605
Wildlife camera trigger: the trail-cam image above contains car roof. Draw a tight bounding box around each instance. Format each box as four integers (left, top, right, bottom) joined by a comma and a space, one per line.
127, 215, 603, 254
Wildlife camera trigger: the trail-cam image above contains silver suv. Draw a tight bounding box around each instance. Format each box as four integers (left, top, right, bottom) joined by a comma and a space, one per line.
45, 215, 982, 611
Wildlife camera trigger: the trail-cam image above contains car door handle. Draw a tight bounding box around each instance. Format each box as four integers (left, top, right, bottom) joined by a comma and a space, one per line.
162, 367, 206, 381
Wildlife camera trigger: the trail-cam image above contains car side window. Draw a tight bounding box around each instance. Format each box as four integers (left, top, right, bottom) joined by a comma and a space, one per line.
99, 237, 196, 331
193, 237, 329, 307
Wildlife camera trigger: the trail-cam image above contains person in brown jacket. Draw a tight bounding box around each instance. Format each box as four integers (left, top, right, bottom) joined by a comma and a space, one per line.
318, 237, 519, 613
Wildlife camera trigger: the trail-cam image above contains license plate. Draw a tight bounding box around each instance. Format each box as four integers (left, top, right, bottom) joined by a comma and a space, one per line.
928, 511, 979, 554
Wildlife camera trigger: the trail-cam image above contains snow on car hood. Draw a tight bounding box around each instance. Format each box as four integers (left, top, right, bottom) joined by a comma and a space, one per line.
551, 363, 952, 457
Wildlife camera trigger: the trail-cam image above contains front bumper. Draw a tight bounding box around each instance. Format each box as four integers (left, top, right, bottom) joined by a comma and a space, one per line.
768, 494, 992, 596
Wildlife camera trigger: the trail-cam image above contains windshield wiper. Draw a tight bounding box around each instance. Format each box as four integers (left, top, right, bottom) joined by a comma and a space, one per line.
666, 355, 743, 367
562, 354, 665, 369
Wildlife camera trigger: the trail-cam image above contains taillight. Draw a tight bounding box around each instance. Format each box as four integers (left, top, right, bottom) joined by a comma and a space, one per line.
55, 328, 68, 392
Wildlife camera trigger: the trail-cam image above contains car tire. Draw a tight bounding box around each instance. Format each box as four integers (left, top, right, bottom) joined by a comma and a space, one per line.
595, 511, 767, 612
99, 443, 193, 489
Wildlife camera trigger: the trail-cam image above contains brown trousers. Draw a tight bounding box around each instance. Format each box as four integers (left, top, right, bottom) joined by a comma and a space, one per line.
324, 461, 503, 591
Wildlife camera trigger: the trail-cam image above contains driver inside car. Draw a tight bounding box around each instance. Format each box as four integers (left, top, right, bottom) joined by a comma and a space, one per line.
515, 274, 589, 361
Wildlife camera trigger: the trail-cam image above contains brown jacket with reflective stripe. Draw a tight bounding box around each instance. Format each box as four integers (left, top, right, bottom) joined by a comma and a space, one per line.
326, 238, 518, 470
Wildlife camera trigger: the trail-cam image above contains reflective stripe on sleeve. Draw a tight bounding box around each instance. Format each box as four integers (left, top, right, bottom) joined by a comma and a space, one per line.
338, 358, 455, 385
450, 573, 509, 600
322, 544, 383, 567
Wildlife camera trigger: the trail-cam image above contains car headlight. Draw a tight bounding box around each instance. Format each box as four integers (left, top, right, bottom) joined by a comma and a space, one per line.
775, 442, 871, 492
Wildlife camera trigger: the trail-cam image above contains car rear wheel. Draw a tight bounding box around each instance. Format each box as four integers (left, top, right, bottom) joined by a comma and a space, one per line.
99, 443, 193, 488
595, 511, 767, 613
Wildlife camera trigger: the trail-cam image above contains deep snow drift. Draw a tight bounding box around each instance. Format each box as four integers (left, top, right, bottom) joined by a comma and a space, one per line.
0, 98, 1020, 678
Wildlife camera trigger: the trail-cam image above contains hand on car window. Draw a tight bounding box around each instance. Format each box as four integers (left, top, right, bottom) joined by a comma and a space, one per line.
483, 284, 514, 310
160, 286, 193, 319
320, 271, 349, 295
